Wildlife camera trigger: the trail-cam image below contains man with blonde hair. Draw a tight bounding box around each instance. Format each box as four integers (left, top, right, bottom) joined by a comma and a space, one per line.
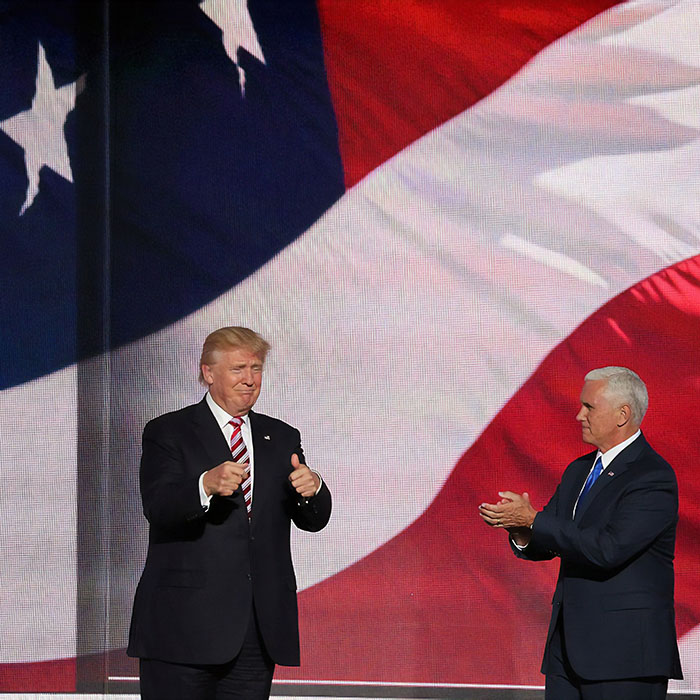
480, 366, 682, 699
129, 326, 332, 699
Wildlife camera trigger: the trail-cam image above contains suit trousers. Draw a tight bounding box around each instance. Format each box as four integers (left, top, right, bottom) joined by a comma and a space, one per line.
138, 609, 275, 700
545, 613, 668, 700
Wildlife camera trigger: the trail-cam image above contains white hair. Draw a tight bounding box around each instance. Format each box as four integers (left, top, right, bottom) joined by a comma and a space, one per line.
584, 366, 648, 424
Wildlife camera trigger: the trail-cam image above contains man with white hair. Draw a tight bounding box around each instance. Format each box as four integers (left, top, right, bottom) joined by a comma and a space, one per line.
480, 366, 682, 699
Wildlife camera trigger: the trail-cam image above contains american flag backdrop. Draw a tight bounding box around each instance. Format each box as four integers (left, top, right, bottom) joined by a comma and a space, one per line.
1, 0, 699, 694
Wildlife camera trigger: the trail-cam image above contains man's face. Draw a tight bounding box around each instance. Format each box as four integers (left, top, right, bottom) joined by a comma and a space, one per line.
576, 379, 624, 453
201, 347, 264, 417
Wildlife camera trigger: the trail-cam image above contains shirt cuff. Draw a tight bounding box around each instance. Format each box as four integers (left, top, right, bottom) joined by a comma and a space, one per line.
311, 470, 323, 496
198, 472, 213, 511
511, 536, 529, 551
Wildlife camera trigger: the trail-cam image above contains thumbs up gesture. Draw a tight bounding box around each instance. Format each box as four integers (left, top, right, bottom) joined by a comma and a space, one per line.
289, 452, 320, 498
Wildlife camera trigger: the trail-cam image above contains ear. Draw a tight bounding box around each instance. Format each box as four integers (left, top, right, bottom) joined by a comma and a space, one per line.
201, 364, 214, 385
617, 404, 631, 427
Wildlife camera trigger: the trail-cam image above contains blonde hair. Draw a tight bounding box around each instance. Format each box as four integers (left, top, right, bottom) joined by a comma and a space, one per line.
198, 327, 270, 385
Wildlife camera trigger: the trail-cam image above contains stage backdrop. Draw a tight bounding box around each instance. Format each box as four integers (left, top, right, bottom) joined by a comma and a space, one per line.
1, 0, 699, 695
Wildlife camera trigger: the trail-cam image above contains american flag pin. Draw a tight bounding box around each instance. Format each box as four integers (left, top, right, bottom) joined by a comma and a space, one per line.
264, 435, 271, 440
607, 471, 614, 477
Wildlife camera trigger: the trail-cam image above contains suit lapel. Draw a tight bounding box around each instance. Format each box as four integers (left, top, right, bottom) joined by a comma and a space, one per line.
574, 434, 647, 522
191, 397, 233, 467
191, 398, 248, 513
558, 452, 595, 518
565, 456, 594, 518
249, 410, 277, 525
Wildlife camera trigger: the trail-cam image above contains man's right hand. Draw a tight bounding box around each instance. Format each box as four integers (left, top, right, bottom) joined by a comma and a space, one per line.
202, 461, 249, 497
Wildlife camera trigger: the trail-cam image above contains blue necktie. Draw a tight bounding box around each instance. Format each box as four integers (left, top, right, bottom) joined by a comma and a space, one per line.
578, 456, 604, 504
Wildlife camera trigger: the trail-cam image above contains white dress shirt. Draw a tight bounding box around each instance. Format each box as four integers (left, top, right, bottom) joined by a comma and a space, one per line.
198, 392, 255, 510
513, 429, 642, 549
571, 429, 641, 518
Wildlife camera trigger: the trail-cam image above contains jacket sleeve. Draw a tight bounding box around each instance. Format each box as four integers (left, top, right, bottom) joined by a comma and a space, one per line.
288, 441, 332, 533
511, 482, 561, 562
529, 466, 677, 570
139, 419, 206, 530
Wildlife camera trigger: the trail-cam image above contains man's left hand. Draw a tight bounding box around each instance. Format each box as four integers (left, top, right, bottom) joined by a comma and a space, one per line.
289, 453, 320, 498
479, 491, 537, 529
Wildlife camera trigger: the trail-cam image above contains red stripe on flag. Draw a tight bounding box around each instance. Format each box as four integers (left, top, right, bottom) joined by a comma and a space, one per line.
317, 0, 622, 188
279, 255, 700, 685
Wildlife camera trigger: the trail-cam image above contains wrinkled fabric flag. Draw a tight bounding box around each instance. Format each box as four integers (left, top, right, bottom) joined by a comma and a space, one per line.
1, 0, 699, 692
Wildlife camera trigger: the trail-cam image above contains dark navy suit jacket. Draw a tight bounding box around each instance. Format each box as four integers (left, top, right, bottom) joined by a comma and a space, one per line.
127, 398, 332, 666
514, 433, 682, 681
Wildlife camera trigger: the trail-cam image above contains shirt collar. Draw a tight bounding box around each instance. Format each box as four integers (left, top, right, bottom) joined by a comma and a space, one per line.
205, 392, 250, 429
597, 429, 641, 468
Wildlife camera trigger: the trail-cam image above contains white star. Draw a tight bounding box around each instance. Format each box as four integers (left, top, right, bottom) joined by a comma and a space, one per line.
200, 0, 266, 96
0, 43, 79, 216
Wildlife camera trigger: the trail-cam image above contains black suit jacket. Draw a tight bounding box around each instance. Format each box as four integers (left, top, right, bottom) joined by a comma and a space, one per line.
127, 398, 332, 666
514, 433, 682, 681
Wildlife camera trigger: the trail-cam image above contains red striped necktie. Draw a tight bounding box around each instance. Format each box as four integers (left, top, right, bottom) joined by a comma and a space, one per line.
230, 417, 251, 518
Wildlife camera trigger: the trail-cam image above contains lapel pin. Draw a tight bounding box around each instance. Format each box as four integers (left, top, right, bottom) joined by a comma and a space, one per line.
607, 471, 614, 477
264, 435, 271, 440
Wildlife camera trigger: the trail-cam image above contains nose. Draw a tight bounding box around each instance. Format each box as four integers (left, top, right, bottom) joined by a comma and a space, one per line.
576, 406, 586, 422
